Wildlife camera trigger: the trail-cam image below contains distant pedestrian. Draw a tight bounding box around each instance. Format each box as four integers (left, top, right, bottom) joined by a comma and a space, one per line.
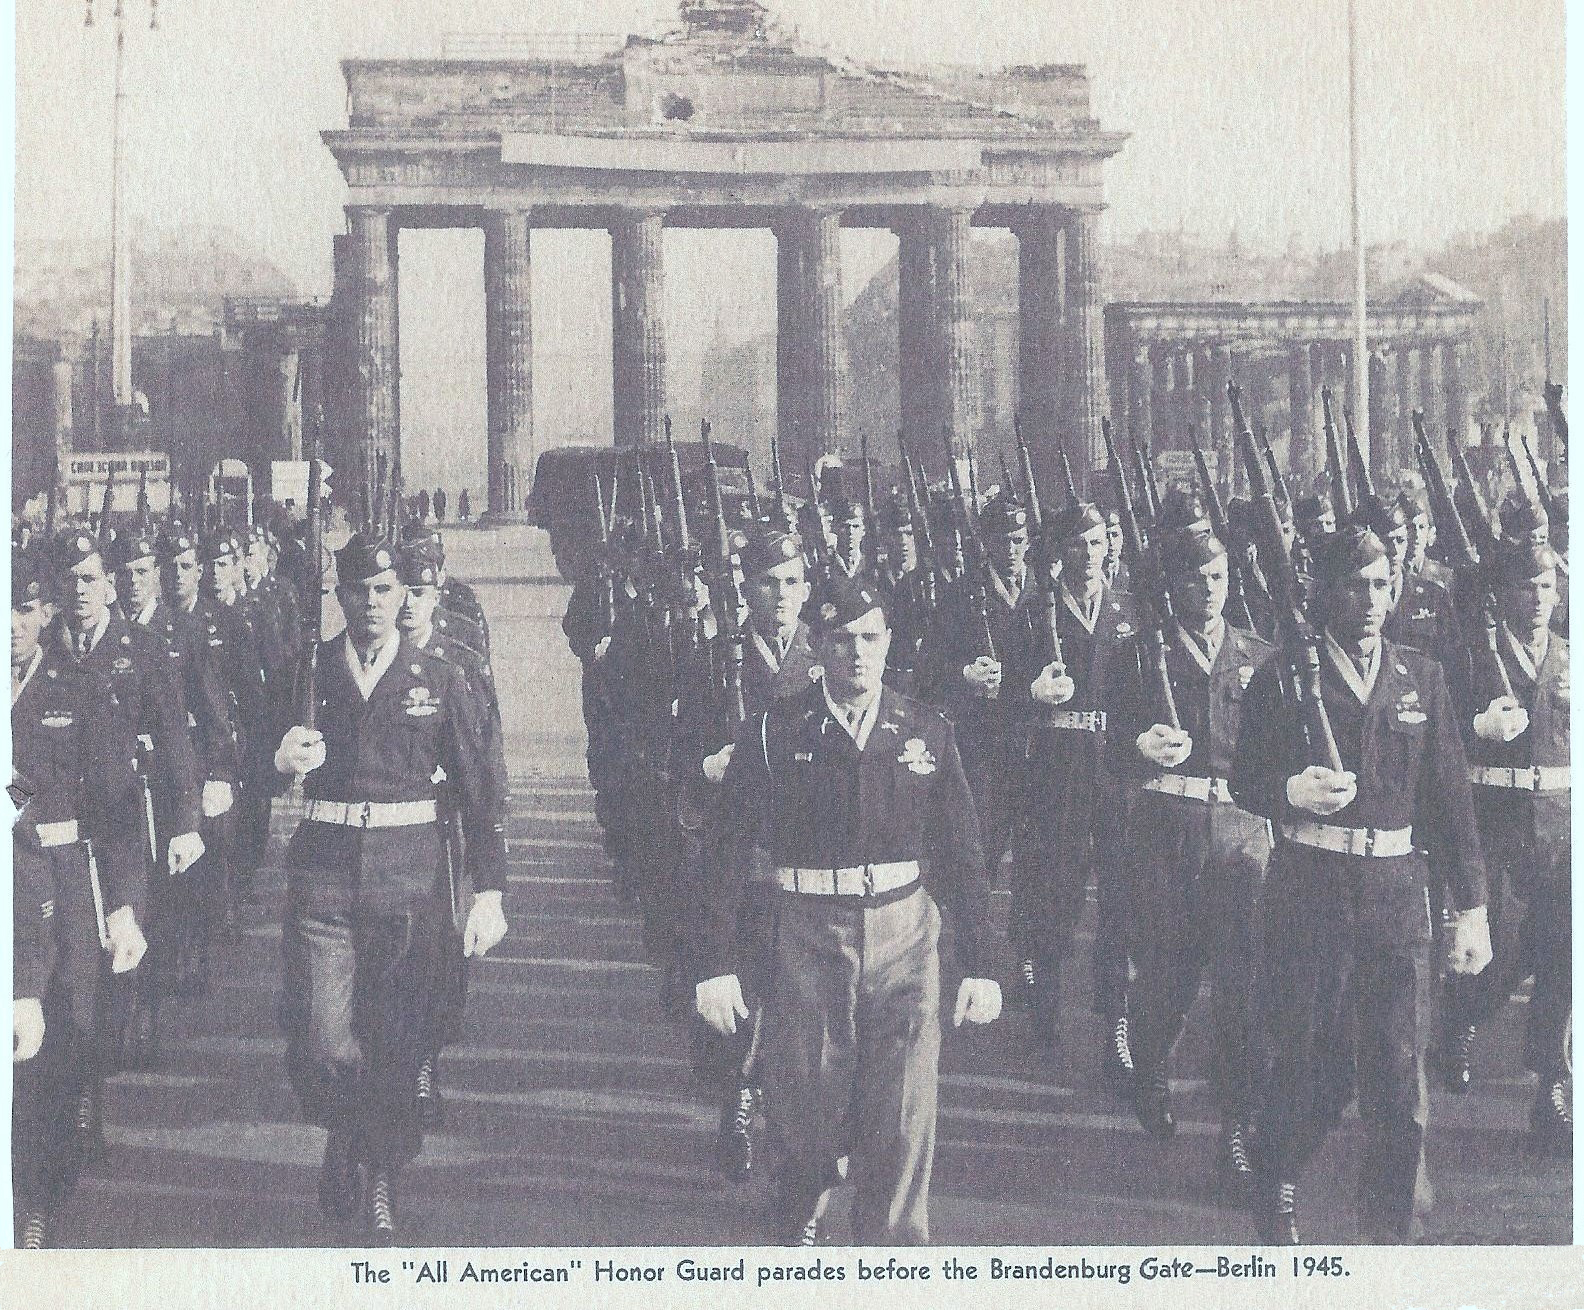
433, 488, 447, 523
458, 488, 471, 522
417, 489, 432, 523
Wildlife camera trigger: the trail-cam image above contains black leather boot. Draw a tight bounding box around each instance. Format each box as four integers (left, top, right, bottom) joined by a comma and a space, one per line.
1132, 1069, 1175, 1139
1442, 1022, 1477, 1094
716, 1083, 758, 1180
17, 1208, 51, 1250
319, 1130, 362, 1221
1530, 1077, 1573, 1158
366, 1167, 397, 1246
1100, 1011, 1135, 1095
1256, 1178, 1300, 1245
1214, 1122, 1256, 1205
416, 1057, 445, 1130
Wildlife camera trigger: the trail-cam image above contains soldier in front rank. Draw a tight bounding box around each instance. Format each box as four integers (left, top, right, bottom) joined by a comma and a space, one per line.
109, 526, 238, 1064
697, 575, 1000, 1244
1105, 522, 1274, 1198
394, 537, 509, 1129
684, 524, 816, 1179
44, 530, 205, 1106
1441, 538, 1571, 1151
272, 533, 508, 1244
920, 494, 1039, 905
1005, 500, 1137, 1086
12, 549, 146, 1247
1230, 525, 1491, 1244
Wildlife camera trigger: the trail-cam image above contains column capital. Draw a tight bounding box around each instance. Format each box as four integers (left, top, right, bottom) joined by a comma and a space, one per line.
608, 205, 668, 231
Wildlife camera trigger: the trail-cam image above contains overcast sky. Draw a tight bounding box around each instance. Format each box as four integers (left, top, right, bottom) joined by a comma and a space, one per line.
15, 0, 1565, 487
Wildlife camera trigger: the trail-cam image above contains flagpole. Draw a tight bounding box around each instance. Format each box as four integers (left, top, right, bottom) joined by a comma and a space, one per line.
1348, 0, 1369, 460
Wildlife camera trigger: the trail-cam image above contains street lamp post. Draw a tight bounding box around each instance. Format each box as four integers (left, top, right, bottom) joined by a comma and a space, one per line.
85, 0, 160, 448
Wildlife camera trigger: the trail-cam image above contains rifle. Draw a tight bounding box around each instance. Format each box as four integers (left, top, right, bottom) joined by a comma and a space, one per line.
373, 451, 387, 537
1019, 429, 1065, 677
97, 466, 116, 551
1058, 450, 1080, 508
135, 465, 150, 526
901, 447, 940, 613
1446, 430, 1500, 563
966, 442, 983, 514
797, 457, 830, 577
1543, 380, 1569, 455
1321, 389, 1355, 520
744, 463, 764, 522
861, 432, 882, 572
1414, 411, 1513, 702
1344, 408, 1376, 501
1520, 430, 1563, 528
1016, 421, 1044, 530
700, 420, 747, 727
769, 430, 794, 532
1101, 417, 1179, 728
1188, 426, 1257, 629
1261, 428, 1292, 507
301, 404, 325, 733
1229, 383, 1342, 771
592, 470, 618, 639
1136, 434, 1163, 524
945, 427, 997, 661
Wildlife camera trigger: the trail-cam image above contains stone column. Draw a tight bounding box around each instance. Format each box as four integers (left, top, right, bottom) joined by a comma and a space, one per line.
1367, 349, 1391, 482
1417, 342, 1442, 435
1151, 346, 1171, 446
279, 347, 302, 462
1015, 208, 1061, 460
348, 207, 400, 491
1206, 344, 1233, 496
1340, 342, 1358, 429
775, 207, 847, 470
1444, 337, 1470, 446
896, 212, 937, 453
929, 205, 976, 463
611, 208, 668, 449
483, 208, 535, 520
1395, 345, 1416, 439
52, 356, 74, 468
1060, 207, 1105, 487
1288, 345, 1315, 481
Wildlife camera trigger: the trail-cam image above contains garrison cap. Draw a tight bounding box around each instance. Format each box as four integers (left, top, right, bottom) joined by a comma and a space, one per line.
806, 574, 888, 632
402, 524, 447, 561
336, 533, 398, 584
400, 533, 445, 569
827, 490, 866, 521
50, 529, 104, 574
1350, 492, 1408, 538
158, 525, 198, 561
1310, 524, 1388, 586
1396, 487, 1430, 519
12, 547, 47, 605
1294, 492, 1336, 529
1044, 499, 1105, 547
978, 492, 1029, 538
200, 527, 241, 563
1498, 494, 1549, 545
1160, 523, 1228, 575
876, 497, 914, 533
1491, 537, 1561, 584
736, 524, 804, 579
397, 540, 441, 587
107, 526, 158, 569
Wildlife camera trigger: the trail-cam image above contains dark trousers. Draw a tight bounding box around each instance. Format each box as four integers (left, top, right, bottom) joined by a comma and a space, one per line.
1254, 844, 1434, 1241
767, 886, 941, 1245
1125, 794, 1269, 1121
12, 989, 93, 1211
279, 893, 450, 1168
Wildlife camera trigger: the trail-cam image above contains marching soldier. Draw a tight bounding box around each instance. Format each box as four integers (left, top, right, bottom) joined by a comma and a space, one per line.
1006, 499, 1137, 1085
109, 526, 238, 1063
873, 499, 932, 696
401, 523, 491, 656
45, 530, 205, 1097
1351, 493, 1452, 658
1442, 537, 1571, 1151
1230, 525, 1491, 1244
828, 492, 870, 582
394, 537, 510, 1129
229, 527, 289, 909
696, 575, 1000, 1244
272, 532, 508, 1244
1105, 523, 1274, 1198
685, 524, 816, 1179
12, 550, 147, 1246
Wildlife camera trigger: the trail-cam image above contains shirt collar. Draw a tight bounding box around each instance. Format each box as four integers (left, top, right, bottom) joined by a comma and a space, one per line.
70, 611, 111, 656
988, 566, 1026, 609
1502, 623, 1548, 683
343, 631, 401, 701
134, 599, 159, 628
1176, 618, 1226, 676
1061, 583, 1099, 633
822, 680, 883, 752
1323, 630, 1382, 704
12, 648, 42, 706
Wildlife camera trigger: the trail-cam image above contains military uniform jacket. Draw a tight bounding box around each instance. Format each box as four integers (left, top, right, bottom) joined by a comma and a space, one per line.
689, 620, 819, 762
139, 599, 240, 787
922, 569, 1043, 737
13, 830, 57, 1001
193, 596, 272, 781
704, 682, 989, 980
1108, 623, 1276, 783
442, 578, 489, 643
283, 634, 506, 914
416, 630, 509, 821
1009, 584, 1137, 741
1230, 638, 1488, 914
12, 651, 143, 914
1383, 572, 1452, 661
1450, 627, 1570, 879
434, 605, 489, 661
239, 584, 291, 697
876, 567, 932, 688
47, 613, 202, 840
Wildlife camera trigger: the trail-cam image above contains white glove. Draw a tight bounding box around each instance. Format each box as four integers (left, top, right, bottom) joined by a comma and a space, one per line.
201, 780, 234, 819
1446, 904, 1493, 976
953, 978, 1003, 1027
463, 889, 508, 958
274, 726, 326, 778
1473, 696, 1530, 742
13, 997, 44, 1063
1030, 661, 1076, 707
593, 635, 612, 663
105, 905, 148, 975
702, 743, 735, 784
696, 973, 749, 1035
1137, 724, 1194, 769
1286, 765, 1358, 816
962, 656, 1002, 699
167, 830, 205, 876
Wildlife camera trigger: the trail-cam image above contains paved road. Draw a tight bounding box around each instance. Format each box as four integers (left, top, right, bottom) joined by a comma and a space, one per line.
51, 527, 1571, 1248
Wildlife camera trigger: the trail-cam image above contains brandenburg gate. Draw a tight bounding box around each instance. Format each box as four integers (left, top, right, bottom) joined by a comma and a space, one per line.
321, 0, 1126, 519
